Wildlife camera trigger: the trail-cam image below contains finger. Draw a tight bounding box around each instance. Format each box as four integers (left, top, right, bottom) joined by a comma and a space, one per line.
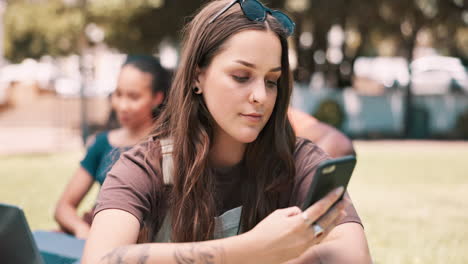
279, 206, 302, 217
315, 200, 345, 228
312, 223, 327, 243
303, 186, 344, 222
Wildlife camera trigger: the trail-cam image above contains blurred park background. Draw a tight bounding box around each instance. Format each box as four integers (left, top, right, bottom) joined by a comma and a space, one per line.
0, 0, 467, 263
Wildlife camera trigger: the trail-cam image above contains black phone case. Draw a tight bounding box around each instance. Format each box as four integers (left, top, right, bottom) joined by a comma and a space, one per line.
301, 155, 357, 210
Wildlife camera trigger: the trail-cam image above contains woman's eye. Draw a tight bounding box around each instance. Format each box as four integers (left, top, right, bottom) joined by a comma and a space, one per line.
129, 94, 140, 100
266, 80, 278, 88
232, 75, 249, 83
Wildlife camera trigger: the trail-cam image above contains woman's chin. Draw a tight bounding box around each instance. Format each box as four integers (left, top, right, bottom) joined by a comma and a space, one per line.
233, 131, 260, 144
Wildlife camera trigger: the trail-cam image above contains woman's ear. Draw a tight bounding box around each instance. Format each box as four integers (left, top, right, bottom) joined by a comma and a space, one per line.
152, 91, 165, 107
194, 67, 206, 89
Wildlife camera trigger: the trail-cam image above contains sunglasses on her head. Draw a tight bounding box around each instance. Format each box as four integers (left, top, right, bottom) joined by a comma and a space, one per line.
208, 0, 296, 36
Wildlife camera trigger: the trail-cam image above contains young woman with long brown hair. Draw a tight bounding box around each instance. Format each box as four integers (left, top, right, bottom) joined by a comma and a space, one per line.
83, 1, 371, 263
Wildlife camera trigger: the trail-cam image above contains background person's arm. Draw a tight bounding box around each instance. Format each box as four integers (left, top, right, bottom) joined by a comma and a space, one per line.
288, 107, 355, 158
54, 166, 94, 239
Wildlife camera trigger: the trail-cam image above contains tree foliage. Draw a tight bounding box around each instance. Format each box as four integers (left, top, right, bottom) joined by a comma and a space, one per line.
3, 0, 206, 62
4, 0, 468, 73
4, 0, 85, 61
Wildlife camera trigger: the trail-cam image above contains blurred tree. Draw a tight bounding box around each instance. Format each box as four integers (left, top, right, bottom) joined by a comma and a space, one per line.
372, 0, 467, 136
4, 0, 467, 67
277, 0, 466, 136
4, 0, 84, 61
3, 0, 206, 62
314, 98, 345, 129
276, 0, 468, 86
88, 0, 206, 53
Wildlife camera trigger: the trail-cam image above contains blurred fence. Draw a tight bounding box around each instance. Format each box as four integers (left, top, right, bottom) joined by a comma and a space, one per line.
292, 85, 468, 139
0, 82, 110, 154
2, 78, 468, 155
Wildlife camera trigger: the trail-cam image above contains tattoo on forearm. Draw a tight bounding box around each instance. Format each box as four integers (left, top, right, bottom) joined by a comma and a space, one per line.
174, 244, 226, 264
100, 246, 130, 264
136, 244, 150, 264
99, 243, 223, 264
100, 245, 150, 264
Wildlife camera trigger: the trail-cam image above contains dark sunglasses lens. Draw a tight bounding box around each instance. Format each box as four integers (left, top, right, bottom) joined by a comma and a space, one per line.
271, 10, 295, 35
241, 0, 266, 21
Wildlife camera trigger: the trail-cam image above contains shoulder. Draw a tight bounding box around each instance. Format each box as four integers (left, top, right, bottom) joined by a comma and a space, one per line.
119, 137, 160, 165
110, 137, 163, 185
95, 137, 165, 224
294, 137, 330, 165
107, 128, 129, 148
104, 137, 164, 199
131, 136, 162, 154
289, 138, 330, 206
293, 137, 330, 182
85, 131, 110, 149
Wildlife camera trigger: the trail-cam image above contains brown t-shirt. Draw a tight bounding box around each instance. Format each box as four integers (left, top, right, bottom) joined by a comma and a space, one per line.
95, 137, 361, 227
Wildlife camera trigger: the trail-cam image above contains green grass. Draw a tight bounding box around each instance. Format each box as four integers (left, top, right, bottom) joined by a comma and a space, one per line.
1, 142, 467, 263
0, 151, 99, 230
350, 142, 468, 264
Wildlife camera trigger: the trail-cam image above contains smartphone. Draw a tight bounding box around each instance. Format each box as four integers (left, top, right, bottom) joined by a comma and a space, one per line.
301, 155, 356, 210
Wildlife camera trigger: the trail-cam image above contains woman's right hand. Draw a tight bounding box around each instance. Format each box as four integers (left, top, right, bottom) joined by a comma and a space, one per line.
245, 187, 347, 264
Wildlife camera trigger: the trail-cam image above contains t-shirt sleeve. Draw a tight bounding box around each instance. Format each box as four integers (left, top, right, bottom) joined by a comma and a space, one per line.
94, 141, 162, 225
292, 138, 362, 226
80, 133, 105, 180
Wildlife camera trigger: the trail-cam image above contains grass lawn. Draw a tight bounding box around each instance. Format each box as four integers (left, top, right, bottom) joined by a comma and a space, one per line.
1, 141, 467, 263
350, 141, 468, 264
0, 151, 99, 230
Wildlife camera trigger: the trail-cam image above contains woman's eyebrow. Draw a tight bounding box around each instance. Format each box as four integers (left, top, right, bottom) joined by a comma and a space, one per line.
234, 60, 281, 72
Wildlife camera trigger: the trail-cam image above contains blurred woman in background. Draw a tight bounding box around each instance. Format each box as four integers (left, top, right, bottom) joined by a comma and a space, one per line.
54, 55, 171, 239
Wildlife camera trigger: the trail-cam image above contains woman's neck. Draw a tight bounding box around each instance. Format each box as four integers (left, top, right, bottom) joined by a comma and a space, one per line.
209, 129, 246, 168
113, 120, 154, 147
129, 119, 154, 139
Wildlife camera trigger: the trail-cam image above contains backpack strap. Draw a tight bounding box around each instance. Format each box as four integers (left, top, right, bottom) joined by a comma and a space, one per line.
160, 138, 174, 185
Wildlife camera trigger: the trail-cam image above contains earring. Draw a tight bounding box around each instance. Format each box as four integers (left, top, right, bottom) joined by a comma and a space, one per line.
193, 86, 202, 94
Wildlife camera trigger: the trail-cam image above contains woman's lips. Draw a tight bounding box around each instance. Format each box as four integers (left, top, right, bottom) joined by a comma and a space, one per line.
240, 113, 262, 122
118, 115, 131, 123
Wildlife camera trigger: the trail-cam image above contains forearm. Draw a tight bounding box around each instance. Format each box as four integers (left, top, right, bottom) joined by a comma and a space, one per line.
312, 238, 371, 263
281, 247, 321, 264
311, 223, 371, 264
95, 233, 269, 264
54, 203, 90, 234
55, 166, 94, 235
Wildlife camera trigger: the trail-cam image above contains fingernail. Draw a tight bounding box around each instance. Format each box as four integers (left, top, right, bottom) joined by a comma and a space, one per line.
335, 186, 344, 195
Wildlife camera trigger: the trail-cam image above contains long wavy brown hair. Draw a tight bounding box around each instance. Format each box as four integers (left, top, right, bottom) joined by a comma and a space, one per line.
145, 0, 296, 242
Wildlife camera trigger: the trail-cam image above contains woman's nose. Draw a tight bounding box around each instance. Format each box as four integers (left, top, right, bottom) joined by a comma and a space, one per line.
117, 98, 130, 111
249, 80, 267, 104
